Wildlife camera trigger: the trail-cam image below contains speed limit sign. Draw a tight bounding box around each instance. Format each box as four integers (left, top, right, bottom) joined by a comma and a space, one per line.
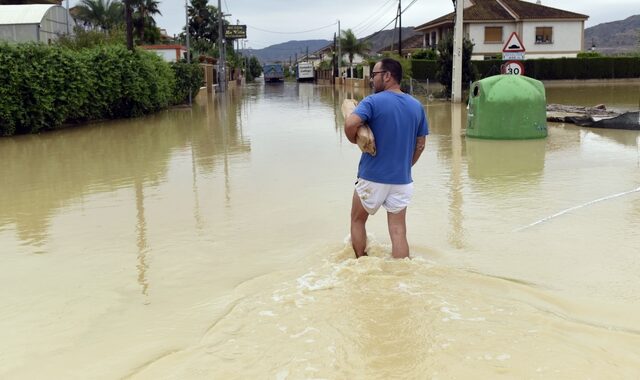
502, 61, 525, 75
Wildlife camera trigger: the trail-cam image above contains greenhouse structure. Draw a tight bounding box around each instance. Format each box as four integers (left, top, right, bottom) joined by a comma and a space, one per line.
0, 4, 74, 43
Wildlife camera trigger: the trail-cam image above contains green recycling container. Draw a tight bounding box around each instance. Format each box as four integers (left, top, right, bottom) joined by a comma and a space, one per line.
466, 75, 547, 139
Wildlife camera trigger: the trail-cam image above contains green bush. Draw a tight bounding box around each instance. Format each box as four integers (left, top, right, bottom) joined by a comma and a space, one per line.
55, 27, 126, 50
0, 43, 202, 136
412, 49, 438, 60
171, 61, 204, 104
577, 51, 602, 58
470, 57, 640, 81
0, 43, 89, 135
411, 59, 439, 79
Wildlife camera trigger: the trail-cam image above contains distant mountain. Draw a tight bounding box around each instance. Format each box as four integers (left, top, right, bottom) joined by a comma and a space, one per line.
242, 40, 330, 65
584, 15, 640, 54
243, 27, 420, 64
361, 27, 419, 53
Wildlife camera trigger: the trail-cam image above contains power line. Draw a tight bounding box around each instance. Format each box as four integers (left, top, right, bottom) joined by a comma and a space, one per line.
351, 1, 398, 36
350, 0, 395, 31
359, 0, 419, 45
247, 22, 337, 35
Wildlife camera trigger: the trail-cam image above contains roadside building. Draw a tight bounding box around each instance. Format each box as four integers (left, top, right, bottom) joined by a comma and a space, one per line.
0, 4, 74, 43
139, 45, 188, 63
414, 0, 588, 60
294, 53, 323, 68
377, 34, 425, 58
311, 43, 367, 76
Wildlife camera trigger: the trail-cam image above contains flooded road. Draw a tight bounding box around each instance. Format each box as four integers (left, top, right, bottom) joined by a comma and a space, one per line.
1, 81, 640, 379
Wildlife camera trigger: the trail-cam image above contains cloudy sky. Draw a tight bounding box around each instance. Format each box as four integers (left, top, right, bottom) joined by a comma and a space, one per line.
71, 0, 638, 49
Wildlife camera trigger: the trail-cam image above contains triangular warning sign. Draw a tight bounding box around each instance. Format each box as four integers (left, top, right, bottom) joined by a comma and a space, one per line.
502, 32, 525, 52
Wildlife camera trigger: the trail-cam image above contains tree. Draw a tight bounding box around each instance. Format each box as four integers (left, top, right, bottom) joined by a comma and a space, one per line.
412, 48, 438, 60
339, 29, 370, 77
132, 0, 162, 43
75, 0, 124, 33
436, 34, 477, 97
248, 56, 262, 80
187, 0, 219, 43
124, 0, 133, 50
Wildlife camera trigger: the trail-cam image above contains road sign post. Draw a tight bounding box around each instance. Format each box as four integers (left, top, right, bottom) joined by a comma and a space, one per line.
502, 32, 526, 75
501, 60, 525, 75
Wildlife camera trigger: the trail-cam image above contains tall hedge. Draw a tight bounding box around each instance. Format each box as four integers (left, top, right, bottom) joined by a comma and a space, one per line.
0, 43, 203, 136
411, 59, 439, 80
171, 61, 204, 105
411, 57, 640, 81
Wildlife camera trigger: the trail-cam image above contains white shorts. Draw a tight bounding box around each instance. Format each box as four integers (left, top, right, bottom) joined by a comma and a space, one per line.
355, 178, 414, 215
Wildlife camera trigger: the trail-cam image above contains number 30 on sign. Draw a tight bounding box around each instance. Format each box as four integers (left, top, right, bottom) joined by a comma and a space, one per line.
502, 61, 525, 75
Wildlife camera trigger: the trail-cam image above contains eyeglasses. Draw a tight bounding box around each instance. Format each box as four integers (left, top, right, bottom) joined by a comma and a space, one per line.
371, 70, 387, 77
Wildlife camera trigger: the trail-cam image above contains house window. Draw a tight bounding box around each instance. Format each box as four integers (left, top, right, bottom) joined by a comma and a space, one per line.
535, 27, 553, 44
484, 26, 503, 43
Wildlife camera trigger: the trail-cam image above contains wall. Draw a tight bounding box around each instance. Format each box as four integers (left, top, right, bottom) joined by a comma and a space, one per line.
521, 20, 584, 58
140, 45, 186, 62
467, 20, 584, 60
467, 22, 517, 57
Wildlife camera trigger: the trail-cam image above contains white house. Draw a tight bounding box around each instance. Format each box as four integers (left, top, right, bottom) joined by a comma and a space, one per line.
139, 45, 187, 63
0, 4, 74, 43
311, 43, 366, 71
414, 0, 589, 60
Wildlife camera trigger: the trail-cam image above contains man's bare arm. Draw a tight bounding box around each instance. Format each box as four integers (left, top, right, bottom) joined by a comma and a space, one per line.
344, 113, 364, 144
412, 136, 426, 166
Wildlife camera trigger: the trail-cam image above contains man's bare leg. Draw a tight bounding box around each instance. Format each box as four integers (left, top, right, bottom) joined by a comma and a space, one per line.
350, 190, 369, 258
387, 208, 409, 259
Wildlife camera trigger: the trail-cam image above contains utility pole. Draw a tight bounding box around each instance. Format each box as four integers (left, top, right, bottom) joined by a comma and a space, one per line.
217, 0, 226, 92
185, 0, 192, 105
333, 32, 337, 78
124, 0, 133, 51
451, 0, 464, 103
398, 0, 402, 56
337, 20, 341, 78
65, 0, 70, 34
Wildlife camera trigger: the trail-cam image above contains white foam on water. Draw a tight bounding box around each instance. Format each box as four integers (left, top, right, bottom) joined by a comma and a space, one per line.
296, 270, 340, 292
289, 326, 318, 339
276, 369, 289, 380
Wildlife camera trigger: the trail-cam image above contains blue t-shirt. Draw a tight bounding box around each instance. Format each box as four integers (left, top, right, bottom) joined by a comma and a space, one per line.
353, 91, 429, 184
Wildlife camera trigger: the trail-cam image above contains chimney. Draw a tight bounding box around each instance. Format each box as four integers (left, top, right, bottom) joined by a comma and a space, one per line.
536, 0, 541, 4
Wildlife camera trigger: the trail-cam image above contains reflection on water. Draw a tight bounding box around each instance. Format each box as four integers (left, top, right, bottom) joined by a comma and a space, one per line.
466, 139, 546, 182
545, 81, 640, 111
1, 81, 640, 379
0, 92, 250, 248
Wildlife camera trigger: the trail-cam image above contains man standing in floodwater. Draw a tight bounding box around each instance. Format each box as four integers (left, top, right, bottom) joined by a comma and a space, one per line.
344, 58, 429, 259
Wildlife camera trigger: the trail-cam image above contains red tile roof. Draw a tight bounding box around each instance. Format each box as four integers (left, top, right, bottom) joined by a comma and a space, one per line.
378, 34, 424, 53
501, 0, 588, 19
415, 0, 587, 31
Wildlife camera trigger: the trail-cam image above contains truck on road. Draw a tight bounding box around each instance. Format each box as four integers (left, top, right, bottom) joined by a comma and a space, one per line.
296, 62, 314, 82
263, 64, 284, 83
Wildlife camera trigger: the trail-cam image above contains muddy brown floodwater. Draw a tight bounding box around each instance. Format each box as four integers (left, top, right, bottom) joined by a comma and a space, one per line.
1, 81, 639, 379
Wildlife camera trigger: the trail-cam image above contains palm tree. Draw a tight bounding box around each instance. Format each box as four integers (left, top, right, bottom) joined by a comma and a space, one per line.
75, 0, 123, 33
132, 0, 162, 43
124, 0, 133, 50
340, 29, 370, 77
187, 0, 218, 43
